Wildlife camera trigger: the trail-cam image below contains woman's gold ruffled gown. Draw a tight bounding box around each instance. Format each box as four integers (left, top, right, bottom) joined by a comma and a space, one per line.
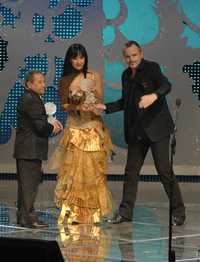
50, 105, 115, 224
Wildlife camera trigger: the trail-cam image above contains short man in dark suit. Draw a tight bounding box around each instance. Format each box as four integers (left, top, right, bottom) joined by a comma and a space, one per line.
96, 41, 185, 225
13, 71, 63, 228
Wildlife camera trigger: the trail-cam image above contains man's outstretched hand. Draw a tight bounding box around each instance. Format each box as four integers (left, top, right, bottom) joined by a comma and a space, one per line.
138, 93, 158, 109
92, 103, 106, 115
94, 103, 106, 111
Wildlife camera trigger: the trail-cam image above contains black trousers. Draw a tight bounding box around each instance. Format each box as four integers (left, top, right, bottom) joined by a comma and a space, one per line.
16, 159, 42, 224
119, 136, 185, 220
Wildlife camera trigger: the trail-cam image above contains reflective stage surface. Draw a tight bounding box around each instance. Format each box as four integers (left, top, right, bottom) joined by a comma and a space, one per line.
0, 202, 200, 261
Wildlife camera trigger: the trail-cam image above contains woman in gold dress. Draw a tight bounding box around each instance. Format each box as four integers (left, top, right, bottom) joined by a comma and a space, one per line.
51, 43, 115, 225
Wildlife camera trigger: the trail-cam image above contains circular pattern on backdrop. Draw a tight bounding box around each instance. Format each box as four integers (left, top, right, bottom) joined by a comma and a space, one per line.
52, 7, 82, 39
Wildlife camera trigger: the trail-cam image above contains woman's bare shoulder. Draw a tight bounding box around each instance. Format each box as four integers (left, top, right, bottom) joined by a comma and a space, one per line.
87, 69, 101, 79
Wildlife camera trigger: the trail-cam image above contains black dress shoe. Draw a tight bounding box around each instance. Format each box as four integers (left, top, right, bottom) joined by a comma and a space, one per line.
108, 214, 132, 224
32, 220, 48, 228
18, 222, 37, 228
19, 221, 48, 229
172, 215, 186, 226
17, 218, 32, 228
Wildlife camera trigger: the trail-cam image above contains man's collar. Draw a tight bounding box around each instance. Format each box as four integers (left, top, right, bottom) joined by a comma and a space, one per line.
136, 59, 145, 71
25, 88, 43, 100
127, 59, 145, 75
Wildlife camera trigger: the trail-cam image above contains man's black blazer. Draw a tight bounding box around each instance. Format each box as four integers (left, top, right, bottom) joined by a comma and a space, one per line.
13, 90, 53, 160
105, 59, 174, 143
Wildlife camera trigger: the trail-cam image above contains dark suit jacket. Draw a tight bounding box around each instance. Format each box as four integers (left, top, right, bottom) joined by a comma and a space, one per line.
105, 59, 174, 143
13, 90, 53, 160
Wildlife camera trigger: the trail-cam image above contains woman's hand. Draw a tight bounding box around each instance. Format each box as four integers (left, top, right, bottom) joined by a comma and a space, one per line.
79, 103, 94, 112
79, 103, 90, 111
79, 103, 103, 115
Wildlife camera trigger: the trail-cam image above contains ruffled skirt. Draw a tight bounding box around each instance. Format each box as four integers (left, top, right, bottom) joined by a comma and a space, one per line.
49, 122, 115, 224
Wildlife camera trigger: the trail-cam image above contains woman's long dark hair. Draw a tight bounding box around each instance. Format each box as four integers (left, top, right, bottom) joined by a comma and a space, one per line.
62, 43, 88, 77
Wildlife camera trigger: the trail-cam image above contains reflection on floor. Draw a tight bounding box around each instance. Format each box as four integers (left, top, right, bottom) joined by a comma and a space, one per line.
1, 202, 200, 261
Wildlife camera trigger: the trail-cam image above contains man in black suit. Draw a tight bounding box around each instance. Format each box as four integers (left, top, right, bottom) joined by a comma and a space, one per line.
13, 71, 63, 228
96, 40, 185, 225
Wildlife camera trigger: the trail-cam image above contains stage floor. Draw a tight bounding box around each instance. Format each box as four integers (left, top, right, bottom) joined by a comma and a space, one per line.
0, 202, 200, 261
